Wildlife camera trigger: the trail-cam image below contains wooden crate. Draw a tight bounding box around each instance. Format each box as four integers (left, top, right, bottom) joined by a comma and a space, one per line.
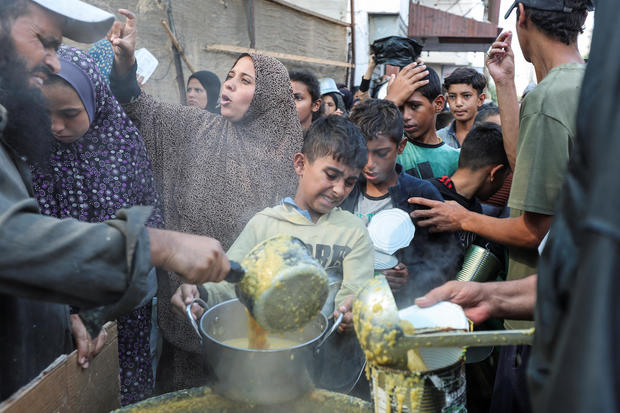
0, 322, 120, 413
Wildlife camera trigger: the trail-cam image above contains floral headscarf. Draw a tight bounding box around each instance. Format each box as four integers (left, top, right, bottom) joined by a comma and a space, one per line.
32, 45, 164, 228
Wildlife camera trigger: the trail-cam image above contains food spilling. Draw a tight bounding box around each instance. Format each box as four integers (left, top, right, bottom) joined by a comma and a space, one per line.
233, 235, 329, 332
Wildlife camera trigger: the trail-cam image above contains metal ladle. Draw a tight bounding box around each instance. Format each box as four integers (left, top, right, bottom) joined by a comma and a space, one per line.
203, 235, 330, 332
353, 276, 535, 369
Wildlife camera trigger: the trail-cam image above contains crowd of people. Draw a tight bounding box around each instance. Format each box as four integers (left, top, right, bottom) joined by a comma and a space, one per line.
1, 0, 617, 411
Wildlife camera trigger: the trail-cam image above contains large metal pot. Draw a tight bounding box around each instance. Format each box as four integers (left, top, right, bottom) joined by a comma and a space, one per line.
187, 298, 342, 405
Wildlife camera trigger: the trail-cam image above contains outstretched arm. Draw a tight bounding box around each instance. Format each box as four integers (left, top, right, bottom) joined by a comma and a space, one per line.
487, 31, 520, 171
409, 197, 551, 249
415, 275, 537, 324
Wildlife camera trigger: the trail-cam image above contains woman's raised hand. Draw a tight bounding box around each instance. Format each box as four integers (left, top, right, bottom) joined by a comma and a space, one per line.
106, 9, 137, 76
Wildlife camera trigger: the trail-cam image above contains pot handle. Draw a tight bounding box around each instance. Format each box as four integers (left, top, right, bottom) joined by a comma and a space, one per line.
186, 298, 209, 343
314, 312, 344, 353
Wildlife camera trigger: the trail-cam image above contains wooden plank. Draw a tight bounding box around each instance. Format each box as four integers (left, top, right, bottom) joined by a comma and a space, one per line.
265, 0, 350, 27
247, 0, 256, 49
205, 44, 354, 68
68, 323, 121, 413
0, 322, 120, 413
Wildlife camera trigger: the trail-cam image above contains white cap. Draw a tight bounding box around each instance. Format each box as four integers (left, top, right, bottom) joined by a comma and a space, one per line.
31, 0, 115, 43
318, 78, 343, 96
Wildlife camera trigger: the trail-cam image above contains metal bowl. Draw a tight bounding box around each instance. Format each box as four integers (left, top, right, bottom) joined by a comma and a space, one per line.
190, 299, 340, 405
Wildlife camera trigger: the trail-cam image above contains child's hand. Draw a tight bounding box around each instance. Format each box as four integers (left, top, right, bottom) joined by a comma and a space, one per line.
385, 62, 429, 107
70, 314, 107, 369
334, 295, 355, 333
171, 284, 203, 320
383, 263, 409, 293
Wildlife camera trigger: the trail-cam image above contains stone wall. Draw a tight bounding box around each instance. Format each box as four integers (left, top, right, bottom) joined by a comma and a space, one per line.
71, 0, 348, 104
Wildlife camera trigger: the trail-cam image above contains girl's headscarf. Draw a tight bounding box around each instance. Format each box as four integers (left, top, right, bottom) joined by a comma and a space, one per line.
32, 45, 164, 228
188, 70, 221, 113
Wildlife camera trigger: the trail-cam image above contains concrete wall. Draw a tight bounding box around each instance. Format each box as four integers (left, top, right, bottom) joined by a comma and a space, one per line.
72, 0, 348, 104
352, 0, 409, 85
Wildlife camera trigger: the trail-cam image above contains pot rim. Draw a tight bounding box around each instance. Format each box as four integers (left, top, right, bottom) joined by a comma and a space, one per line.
199, 298, 329, 353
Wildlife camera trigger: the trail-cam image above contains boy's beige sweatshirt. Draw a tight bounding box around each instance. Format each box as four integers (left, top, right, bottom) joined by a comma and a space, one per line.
202, 203, 375, 313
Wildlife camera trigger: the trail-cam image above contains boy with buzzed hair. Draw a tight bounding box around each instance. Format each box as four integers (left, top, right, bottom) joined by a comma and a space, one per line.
385, 65, 460, 180
174, 115, 374, 333
341, 98, 464, 306
438, 68, 487, 148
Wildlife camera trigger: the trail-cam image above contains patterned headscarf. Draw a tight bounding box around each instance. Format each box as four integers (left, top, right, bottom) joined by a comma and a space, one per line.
125, 52, 301, 249
87, 39, 114, 84
32, 45, 164, 228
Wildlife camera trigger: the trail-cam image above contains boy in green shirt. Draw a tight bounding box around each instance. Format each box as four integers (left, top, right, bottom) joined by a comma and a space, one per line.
173, 115, 374, 333
386, 66, 460, 179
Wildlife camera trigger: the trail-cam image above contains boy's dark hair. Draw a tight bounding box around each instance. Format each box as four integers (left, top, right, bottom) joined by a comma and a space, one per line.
349, 98, 403, 145
289, 70, 321, 102
458, 122, 508, 171
443, 67, 487, 95
289, 70, 324, 120
302, 115, 368, 170
474, 103, 500, 125
517, 0, 588, 45
416, 66, 442, 103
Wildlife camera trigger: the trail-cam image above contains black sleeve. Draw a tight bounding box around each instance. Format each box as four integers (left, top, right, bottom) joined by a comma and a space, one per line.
109, 61, 141, 104
359, 78, 371, 93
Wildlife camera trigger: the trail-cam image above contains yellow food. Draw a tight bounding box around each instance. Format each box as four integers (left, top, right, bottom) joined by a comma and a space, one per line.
223, 336, 300, 350
369, 363, 425, 413
406, 349, 427, 372
247, 313, 268, 349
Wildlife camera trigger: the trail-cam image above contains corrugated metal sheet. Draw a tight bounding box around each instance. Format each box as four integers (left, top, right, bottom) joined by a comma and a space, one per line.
408, 3, 498, 40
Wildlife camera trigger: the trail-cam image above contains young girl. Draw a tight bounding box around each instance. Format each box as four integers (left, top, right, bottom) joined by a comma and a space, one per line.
32, 46, 164, 406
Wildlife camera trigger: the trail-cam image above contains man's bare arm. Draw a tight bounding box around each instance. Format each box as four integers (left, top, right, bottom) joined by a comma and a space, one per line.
487, 31, 520, 170
415, 275, 537, 324
147, 228, 229, 285
409, 197, 551, 249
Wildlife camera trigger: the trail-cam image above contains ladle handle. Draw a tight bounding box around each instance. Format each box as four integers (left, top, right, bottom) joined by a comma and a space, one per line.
225, 260, 245, 283
186, 298, 209, 343
315, 312, 344, 353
